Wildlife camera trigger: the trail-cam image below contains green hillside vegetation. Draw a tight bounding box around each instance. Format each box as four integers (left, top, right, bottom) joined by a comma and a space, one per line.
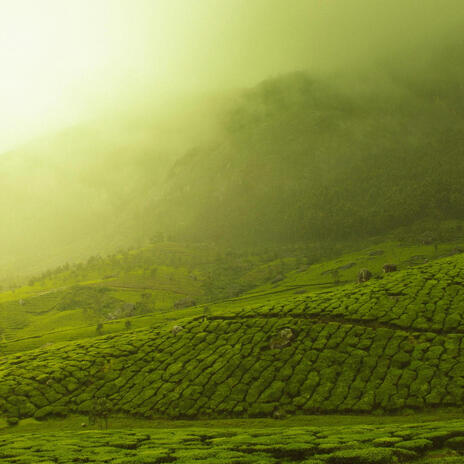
4, 419, 464, 463
2, 3, 464, 463
246, 222, 464, 295
2, 253, 464, 425
0, 240, 311, 352
1, 225, 462, 356
155, 44, 464, 245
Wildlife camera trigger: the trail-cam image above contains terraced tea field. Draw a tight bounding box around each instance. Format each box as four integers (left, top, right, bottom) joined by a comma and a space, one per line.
240, 253, 464, 333
3, 419, 464, 463
2, 237, 462, 356
2, 253, 464, 423
2, 252, 464, 463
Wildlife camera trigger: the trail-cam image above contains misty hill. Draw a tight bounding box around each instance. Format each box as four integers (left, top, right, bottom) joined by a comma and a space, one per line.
2, 252, 464, 423
156, 44, 464, 244
2, 43, 463, 282
0, 97, 225, 283
0, 126, 170, 281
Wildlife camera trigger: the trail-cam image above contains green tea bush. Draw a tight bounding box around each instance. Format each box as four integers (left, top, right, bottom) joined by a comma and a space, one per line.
2, 255, 464, 421
3, 420, 464, 463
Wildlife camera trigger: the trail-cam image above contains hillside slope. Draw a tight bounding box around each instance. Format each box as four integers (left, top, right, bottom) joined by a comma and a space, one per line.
2, 43, 463, 281
2, 231, 463, 355
1, 253, 464, 422
0, 240, 310, 353
156, 43, 464, 244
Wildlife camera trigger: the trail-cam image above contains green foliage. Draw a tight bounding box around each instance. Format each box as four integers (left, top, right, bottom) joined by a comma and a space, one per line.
157, 66, 464, 246
445, 437, 464, 450
327, 447, 393, 463
1, 252, 464, 429
2, 419, 464, 463
2, 255, 464, 421
396, 439, 434, 452
2, 222, 463, 356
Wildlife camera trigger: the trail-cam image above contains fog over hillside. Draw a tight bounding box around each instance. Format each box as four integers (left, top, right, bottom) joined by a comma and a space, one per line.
1, 0, 463, 282
0, 95, 227, 280
155, 42, 464, 244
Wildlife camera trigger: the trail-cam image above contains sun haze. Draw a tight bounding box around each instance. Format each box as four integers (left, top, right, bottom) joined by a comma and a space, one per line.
1, 0, 462, 153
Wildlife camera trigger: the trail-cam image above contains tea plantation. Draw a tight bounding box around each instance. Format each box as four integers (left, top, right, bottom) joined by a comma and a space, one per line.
2, 236, 461, 356
1, 253, 464, 424
3, 419, 464, 463
237, 253, 464, 333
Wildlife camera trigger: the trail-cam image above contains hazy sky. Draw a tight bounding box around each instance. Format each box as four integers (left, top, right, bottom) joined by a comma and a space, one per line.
0, 0, 463, 153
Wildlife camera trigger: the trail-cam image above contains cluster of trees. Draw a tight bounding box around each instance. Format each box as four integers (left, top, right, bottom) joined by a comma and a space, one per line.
24, 241, 329, 304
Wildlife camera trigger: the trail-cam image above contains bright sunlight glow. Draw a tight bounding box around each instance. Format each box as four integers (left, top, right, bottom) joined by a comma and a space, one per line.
1, 0, 461, 153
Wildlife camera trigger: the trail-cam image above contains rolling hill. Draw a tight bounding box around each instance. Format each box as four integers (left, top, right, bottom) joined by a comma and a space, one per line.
2, 252, 464, 425
1, 226, 463, 356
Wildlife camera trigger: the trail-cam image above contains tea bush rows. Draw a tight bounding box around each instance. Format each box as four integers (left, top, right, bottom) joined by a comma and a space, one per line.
0, 319, 463, 420
1, 254, 464, 422
239, 254, 464, 333
2, 420, 464, 463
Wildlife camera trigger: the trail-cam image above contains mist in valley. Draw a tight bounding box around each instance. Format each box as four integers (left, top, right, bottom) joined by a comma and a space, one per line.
1, 0, 463, 283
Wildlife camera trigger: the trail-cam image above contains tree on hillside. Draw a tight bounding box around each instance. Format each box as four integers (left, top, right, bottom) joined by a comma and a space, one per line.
89, 396, 111, 429
96, 322, 104, 336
